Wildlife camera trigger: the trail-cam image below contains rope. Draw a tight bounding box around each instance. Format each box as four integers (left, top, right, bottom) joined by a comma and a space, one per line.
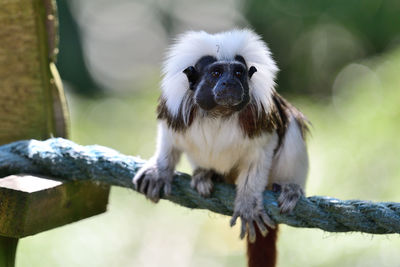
0, 138, 399, 234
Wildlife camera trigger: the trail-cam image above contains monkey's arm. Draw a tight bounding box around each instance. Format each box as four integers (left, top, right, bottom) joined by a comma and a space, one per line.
230, 133, 279, 243
133, 122, 181, 202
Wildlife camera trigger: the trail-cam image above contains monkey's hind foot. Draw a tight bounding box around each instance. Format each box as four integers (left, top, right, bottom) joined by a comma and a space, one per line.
191, 168, 214, 197
274, 183, 304, 214
133, 164, 173, 203
230, 194, 276, 243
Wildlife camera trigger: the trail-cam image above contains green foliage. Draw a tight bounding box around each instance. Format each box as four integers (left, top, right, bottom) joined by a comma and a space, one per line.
56, 0, 102, 96
243, 0, 400, 96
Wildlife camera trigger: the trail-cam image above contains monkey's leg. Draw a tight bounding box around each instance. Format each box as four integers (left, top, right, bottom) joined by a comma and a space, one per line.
269, 118, 308, 214
191, 168, 216, 197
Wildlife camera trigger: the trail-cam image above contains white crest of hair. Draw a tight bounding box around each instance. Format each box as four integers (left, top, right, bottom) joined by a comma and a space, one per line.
161, 29, 279, 118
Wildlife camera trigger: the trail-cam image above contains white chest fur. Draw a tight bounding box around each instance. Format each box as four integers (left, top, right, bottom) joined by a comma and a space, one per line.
170, 116, 271, 174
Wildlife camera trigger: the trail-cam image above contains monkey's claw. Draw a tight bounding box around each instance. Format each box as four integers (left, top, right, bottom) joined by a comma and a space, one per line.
133, 164, 173, 203
230, 197, 276, 243
277, 183, 304, 214
191, 169, 214, 197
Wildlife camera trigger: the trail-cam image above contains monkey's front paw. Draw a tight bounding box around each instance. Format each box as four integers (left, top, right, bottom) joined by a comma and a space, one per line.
191, 169, 214, 197
230, 196, 276, 243
133, 165, 173, 203
274, 183, 304, 214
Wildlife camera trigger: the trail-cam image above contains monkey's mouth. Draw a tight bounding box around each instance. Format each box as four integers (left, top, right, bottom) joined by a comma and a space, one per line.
195, 97, 249, 116
194, 89, 250, 114
216, 93, 250, 112
214, 95, 244, 107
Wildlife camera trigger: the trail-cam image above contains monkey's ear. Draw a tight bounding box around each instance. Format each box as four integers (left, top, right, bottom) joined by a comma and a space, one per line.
183, 66, 198, 90
248, 66, 257, 79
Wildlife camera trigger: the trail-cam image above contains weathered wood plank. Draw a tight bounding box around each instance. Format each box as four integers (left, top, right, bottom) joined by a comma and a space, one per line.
0, 174, 110, 238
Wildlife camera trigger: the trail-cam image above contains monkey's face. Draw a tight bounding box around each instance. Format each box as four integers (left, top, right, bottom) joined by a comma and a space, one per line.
183, 55, 257, 113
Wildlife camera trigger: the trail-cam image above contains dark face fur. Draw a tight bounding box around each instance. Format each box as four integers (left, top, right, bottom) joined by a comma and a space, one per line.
183, 55, 257, 114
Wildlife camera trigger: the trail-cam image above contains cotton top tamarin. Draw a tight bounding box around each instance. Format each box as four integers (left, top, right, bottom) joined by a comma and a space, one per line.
133, 29, 309, 267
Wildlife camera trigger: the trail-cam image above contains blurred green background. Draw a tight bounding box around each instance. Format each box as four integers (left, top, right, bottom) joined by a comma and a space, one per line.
17, 0, 400, 266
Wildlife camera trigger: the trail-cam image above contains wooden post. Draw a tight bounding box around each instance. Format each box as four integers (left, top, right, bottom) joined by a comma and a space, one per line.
0, 0, 110, 265
0, 0, 68, 142
0, 237, 18, 267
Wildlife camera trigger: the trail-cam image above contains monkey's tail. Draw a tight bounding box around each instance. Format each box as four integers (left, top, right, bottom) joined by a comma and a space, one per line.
246, 225, 279, 267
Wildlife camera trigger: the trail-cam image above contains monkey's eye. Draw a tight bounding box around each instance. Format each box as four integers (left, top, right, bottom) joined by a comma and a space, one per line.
211, 70, 222, 78
235, 70, 243, 77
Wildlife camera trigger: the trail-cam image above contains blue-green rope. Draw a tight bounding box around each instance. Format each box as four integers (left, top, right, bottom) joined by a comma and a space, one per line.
0, 138, 399, 234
